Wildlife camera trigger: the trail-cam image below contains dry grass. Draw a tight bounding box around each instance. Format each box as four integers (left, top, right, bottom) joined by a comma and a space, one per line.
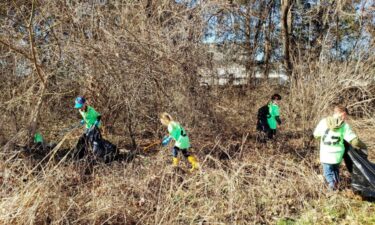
0, 1, 374, 224
1, 78, 375, 224
1, 88, 375, 225
1, 74, 374, 224
0, 131, 354, 224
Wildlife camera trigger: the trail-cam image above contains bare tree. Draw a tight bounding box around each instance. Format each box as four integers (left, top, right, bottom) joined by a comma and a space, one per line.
280, 0, 293, 76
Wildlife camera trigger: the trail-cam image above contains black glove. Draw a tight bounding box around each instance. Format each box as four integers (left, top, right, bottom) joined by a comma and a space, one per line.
275, 116, 282, 125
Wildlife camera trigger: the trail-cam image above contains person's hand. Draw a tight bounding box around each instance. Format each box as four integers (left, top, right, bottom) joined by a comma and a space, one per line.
161, 136, 172, 146
94, 120, 100, 127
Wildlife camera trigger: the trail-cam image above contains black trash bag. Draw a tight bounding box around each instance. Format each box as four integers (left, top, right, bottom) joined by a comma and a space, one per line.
344, 143, 375, 198
256, 104, 270, 133
100, 139, 118, 161
256, 104, 277, 141
73, 134, 89, 159
73, 126, 117, 161
37, 143, 58, 156
20, 142, 57, 160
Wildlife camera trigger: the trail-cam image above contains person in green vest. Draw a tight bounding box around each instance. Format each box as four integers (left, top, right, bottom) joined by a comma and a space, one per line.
34, 132, 44, 144
33, 131, 44, 150
74, 96, 101, 130
74, 96, 102, 156
160, 112, 199, 172
267, 94, 282, 139
313, 105, 367, 190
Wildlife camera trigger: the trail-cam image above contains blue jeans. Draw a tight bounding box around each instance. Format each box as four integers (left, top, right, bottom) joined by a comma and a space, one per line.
322, 163, 340, 190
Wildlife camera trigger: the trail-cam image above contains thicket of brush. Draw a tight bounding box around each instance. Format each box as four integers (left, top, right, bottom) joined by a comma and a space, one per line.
1, 1, 374, 224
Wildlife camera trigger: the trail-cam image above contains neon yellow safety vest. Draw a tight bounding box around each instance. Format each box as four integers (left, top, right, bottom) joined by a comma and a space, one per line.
168, 121, 190, 149
313, 118, 357, 164
79, 106, 101, 129
267, 102, 280, 129
34, 132, 43, 143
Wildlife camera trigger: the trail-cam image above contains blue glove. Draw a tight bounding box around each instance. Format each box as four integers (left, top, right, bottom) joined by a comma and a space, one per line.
80, 120, 85, 126
93, 120, 100, 127
161, 136, 172, 146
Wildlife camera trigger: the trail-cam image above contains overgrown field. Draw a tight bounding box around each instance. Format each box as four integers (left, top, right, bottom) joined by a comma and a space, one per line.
1, 0, 374, 224
1, 110, 375, 224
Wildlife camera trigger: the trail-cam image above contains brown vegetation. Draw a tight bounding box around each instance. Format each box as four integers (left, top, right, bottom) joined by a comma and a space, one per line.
0, 0, 374, 224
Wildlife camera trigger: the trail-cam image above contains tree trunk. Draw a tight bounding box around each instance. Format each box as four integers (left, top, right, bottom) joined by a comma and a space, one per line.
27, 0, 48, 144
264, 1, 274, 79
245, 2, 265, 85
245, 10, 253, 85
281, 0, 293, 76
27, 85, 47, 144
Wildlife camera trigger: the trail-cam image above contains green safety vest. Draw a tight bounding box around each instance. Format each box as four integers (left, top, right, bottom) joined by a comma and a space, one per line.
314, 118, 357, 164
34, 132, 43, 143
168, 121, 190, 149
267, 102, 280, 130
79, 106, 101, 129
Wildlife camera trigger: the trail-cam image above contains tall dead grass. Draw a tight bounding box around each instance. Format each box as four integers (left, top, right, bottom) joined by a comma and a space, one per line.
0, 1, 374, 224
0, 136, 325, 224
1, 49, 374, 225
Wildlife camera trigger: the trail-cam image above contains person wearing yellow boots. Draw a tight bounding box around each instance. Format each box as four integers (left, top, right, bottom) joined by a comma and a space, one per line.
160, 112, 199, 172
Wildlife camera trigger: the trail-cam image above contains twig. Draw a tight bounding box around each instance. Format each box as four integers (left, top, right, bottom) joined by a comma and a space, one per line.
143, 141, 161, 151
0, 39, 41, 66
347, 98, 375, 108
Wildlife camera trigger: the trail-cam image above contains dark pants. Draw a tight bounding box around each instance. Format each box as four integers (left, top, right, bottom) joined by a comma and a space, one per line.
257, 119, 277, 141
267, 129, 277, 139
172, 146, 190, 158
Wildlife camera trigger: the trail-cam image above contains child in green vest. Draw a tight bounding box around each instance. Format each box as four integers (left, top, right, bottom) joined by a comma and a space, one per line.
160, 112, 199, 172
266, 94, 282, 139
314, 105, 367, 190
74, 96, 102, 157
34, 132, 44, 144
74, 96, 101, 130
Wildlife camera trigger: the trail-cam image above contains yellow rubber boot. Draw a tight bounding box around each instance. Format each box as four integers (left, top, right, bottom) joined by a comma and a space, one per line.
187, 156, 199, 172
172, 157, 179, 167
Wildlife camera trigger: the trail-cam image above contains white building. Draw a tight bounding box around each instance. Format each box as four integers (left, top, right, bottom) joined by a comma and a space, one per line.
199, 44, 289, 86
